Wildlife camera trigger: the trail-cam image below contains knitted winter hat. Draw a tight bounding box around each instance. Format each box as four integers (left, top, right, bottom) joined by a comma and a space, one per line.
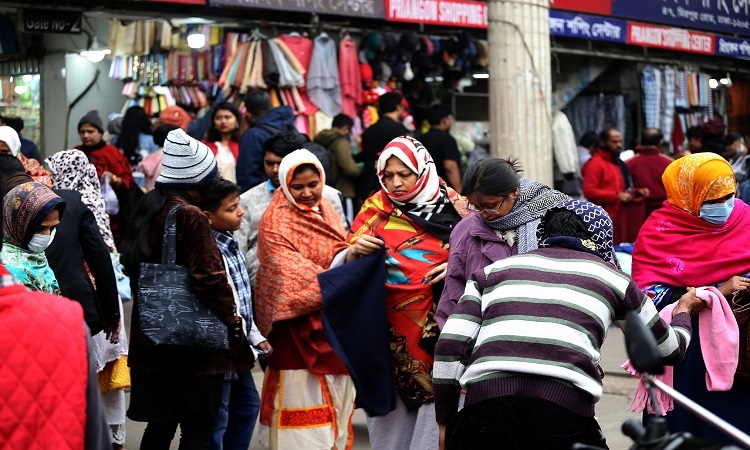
155, 129, 217, 189
78, 110, 104, 133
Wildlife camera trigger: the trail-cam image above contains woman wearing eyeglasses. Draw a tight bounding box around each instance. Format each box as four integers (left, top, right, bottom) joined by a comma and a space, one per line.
435, 158, 572, 328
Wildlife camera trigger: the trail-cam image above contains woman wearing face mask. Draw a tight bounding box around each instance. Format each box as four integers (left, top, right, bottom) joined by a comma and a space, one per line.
0, 181, 65, 293
202, 102, 242, 183
254, 149, 358, 449
632, 152, 750, 442
435, 158, 572, 328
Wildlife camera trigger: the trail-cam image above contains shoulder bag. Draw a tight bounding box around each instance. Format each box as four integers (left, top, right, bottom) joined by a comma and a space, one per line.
138, 204, 230, 351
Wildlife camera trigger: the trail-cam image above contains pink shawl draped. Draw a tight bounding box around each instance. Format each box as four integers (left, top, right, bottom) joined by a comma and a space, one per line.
632, 199, 750, 290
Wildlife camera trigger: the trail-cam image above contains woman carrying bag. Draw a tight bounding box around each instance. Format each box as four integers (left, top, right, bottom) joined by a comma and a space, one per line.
120, 129, 252, 449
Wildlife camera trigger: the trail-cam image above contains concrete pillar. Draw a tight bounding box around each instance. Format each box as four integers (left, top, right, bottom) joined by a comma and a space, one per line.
487, 0, 552, 185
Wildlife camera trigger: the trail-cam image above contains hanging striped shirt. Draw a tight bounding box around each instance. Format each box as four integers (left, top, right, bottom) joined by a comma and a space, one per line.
434, 246, 692, 424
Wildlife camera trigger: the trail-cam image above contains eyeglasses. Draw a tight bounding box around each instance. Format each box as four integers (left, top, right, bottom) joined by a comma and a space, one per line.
468, 196, 510, 216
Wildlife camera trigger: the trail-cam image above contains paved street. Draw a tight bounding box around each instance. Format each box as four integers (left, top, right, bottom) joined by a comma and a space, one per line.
122, 301, 640, 449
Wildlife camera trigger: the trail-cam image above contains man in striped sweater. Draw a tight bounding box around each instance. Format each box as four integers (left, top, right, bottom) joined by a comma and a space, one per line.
434, 205, 704, 450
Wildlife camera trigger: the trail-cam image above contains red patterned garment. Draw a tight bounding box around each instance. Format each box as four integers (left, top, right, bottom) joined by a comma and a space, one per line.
347, 136, 469, 409
255, 150, 354, 448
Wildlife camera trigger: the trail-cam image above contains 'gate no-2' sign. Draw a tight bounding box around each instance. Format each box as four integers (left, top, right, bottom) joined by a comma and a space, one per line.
23, 9, 82, 35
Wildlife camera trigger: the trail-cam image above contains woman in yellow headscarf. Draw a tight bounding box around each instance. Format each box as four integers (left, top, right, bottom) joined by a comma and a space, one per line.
632, 152, 750, 442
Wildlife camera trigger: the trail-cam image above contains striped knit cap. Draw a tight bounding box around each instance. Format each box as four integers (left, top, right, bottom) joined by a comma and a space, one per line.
156, 129, 217, 189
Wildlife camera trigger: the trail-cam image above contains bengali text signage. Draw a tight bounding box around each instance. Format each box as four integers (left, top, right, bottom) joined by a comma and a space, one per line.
715, 35, 750, 59
550, 11, 627, 43
552, 0, 750, 38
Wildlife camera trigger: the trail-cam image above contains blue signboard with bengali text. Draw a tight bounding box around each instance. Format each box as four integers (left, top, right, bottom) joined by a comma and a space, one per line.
549, 10, 627, 43
552, 0, 750, 38
715, 35, 750, 59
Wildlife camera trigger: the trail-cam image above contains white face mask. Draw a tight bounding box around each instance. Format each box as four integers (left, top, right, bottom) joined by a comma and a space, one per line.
27, 228, 56, 253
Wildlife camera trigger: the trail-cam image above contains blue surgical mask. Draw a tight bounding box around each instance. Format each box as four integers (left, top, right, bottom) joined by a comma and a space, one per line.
27, 228, 56, 253
699, 197, 735, 225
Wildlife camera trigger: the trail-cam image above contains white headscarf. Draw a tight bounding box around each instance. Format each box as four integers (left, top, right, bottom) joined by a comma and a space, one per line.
278, 149, 326, 210
377, 136, 441, 205
0, 126, 21, 156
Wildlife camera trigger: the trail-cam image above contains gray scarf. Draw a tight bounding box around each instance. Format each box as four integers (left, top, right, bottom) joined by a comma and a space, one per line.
482, 178, 571, 253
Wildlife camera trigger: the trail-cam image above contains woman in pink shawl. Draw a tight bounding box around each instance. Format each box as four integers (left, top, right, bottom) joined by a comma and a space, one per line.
632, 152, 750, 442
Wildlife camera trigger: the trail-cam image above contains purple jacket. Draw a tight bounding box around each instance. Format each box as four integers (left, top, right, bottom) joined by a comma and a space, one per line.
436, 213, 516, 328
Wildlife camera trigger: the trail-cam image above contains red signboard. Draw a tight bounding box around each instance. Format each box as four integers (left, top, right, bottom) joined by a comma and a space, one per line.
550, 0, 611, 15
385, 0, 488, 28
627, 23, 715, 55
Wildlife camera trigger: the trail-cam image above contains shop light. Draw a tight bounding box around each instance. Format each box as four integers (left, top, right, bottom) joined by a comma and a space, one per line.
473, 73, 490, 79
187, 31, 206, 49
80, 36, 111, 63
14, 85, 28, 95
22, 75, 32, 83
33, 74, 40, 81
709, 78, 719, 89
720, 74, 732, 88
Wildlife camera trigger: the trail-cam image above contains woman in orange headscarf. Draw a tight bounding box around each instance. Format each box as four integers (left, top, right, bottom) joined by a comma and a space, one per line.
632, 152, 750, 442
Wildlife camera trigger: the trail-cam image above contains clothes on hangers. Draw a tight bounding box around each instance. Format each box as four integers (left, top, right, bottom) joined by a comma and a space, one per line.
339, 37, 362, 120
307, 34, 342, 117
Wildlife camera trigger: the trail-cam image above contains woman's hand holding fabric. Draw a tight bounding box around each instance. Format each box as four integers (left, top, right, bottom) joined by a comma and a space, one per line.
345, 235, 384, 262
718, 275, 750, 298
424, 262, 448, 285
674, 287, 705, 317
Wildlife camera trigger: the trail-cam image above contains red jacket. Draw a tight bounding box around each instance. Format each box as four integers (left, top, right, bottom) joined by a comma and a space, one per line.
582, 149, 626, 219
0, 272, 88, 449
626, 146, 673, 217
75, 143, 136, 190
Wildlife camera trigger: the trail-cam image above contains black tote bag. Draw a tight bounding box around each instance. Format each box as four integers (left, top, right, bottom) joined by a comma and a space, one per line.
138, 204, 230, 351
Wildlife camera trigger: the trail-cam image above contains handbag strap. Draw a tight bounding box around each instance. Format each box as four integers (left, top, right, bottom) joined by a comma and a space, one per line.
161, 204, 184, 264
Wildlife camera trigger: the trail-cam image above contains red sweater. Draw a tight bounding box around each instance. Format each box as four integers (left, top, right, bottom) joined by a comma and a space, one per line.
0, 275, 88, 449
75, 142, 135, 190
626, 146, 673, 217
582, 149, 626, 219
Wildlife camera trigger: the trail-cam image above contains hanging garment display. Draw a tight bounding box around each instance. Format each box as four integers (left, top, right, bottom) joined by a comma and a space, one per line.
307, 33, 342, 117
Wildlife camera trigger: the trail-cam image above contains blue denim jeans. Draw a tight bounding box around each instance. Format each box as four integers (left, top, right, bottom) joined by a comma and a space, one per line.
211, 370, 261, 450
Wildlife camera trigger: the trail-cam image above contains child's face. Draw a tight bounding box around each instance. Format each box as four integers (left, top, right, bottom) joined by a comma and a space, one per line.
207, 194, 244, 232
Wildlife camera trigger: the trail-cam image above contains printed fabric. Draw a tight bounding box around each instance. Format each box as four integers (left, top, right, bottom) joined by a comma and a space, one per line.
45, 149, 117, 252
0, 243, 61, 294
662, 152, 737, 216
254, 191, 347, 337
348, 185, 466, 409
537, 198, 619, 268
482, 178, 570, 253
3, 182, 65, 249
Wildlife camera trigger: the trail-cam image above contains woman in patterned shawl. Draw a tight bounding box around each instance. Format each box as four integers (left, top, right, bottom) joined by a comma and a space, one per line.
255, 148, 375, 450
436, 158, 571, 328
0, 181, 65, 293
347, 136, 469, 450
632, 152, 750, 442
45, 149, 117, 252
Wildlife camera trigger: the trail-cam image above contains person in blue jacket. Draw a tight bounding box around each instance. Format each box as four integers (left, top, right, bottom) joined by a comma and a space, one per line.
236, 91, 294, 192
